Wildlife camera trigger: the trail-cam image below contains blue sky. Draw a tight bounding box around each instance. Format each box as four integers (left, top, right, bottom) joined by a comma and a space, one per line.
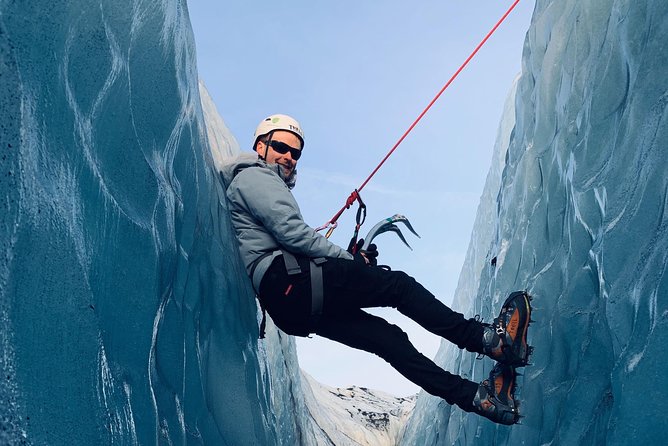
188, 0, 535, 396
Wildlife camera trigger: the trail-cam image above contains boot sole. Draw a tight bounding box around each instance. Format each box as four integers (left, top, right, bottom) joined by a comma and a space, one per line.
499, 291, 533, 367
489, 363, 520, 425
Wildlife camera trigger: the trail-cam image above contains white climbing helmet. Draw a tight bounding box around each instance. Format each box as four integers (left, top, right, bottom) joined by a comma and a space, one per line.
253, 114, 305, 150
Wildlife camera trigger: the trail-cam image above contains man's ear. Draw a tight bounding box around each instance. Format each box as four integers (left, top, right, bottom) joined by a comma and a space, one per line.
255, 140, 266, 158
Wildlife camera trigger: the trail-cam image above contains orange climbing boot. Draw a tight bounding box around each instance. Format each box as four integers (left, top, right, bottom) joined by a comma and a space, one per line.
472, 363, 520, 425
482, 291, 533, 367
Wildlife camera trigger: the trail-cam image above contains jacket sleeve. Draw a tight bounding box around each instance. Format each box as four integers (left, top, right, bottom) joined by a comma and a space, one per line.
232, 167, 354, 260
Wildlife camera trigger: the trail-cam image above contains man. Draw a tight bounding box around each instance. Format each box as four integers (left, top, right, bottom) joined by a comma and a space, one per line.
220, 114, 532, 425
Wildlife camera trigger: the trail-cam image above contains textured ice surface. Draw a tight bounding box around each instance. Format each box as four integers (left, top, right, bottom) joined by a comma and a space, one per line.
199, 81, 239, 169
402, 0, 668, 444
0, 0, 278, 443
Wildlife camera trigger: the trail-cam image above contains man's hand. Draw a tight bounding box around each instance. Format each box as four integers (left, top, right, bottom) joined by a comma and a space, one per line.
362, 243, 378, 266
349, 239, 379, 266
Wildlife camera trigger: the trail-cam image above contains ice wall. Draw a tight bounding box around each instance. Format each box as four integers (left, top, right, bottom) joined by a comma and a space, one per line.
0, 1, 294, 444
402, 0, 668, 444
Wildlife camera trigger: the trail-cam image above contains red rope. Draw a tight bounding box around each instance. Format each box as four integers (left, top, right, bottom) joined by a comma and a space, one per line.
318, 0, 521, 234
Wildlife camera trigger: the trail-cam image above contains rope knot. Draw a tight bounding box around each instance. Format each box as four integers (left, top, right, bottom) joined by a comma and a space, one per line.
345, 190, 360, 208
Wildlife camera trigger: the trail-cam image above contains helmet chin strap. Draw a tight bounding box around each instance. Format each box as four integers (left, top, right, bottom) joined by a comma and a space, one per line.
258, 131, 274, 161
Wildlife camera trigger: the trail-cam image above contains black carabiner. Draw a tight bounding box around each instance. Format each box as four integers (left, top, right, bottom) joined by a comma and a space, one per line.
346, 191, 367, 254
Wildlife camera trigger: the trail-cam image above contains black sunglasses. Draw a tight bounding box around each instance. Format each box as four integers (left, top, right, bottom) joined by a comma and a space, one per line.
267, 140, 302, 160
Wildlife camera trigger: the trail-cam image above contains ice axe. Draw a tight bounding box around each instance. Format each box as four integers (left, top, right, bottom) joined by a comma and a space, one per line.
362, 214, 420, 251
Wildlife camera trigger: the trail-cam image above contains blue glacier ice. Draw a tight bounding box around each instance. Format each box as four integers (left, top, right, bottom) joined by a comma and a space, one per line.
402, 0, 668, 444
0, 1, 294, 444
1, 0, 667, 445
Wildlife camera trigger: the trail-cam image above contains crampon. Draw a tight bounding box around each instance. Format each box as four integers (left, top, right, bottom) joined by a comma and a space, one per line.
482, 291, 534, 367
473, 363, 521, 425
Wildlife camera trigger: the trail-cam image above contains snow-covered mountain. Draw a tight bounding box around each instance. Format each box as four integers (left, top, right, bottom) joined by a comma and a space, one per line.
301, 373, 415, 446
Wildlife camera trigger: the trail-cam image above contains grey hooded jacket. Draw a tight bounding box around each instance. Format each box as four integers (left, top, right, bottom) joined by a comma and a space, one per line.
220, 153, 353, 289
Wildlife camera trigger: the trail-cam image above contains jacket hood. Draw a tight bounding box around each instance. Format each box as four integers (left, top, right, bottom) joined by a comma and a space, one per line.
219, 152, 298, 189
219, 153, 261, 187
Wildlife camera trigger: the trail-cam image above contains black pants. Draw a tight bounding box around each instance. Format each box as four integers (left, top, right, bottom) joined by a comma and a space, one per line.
258, 255, 483, 411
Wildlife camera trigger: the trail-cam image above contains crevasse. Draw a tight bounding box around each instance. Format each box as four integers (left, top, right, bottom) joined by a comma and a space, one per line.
1, 0, 667, 445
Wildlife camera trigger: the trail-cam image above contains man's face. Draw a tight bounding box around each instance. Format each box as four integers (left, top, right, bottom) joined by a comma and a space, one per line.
257, 130, 302, 177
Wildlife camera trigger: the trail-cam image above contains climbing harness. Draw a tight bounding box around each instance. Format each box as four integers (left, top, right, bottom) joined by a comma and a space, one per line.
280, 251, 326, 326
316, 0, 522, 242
254, 249, 327, 339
